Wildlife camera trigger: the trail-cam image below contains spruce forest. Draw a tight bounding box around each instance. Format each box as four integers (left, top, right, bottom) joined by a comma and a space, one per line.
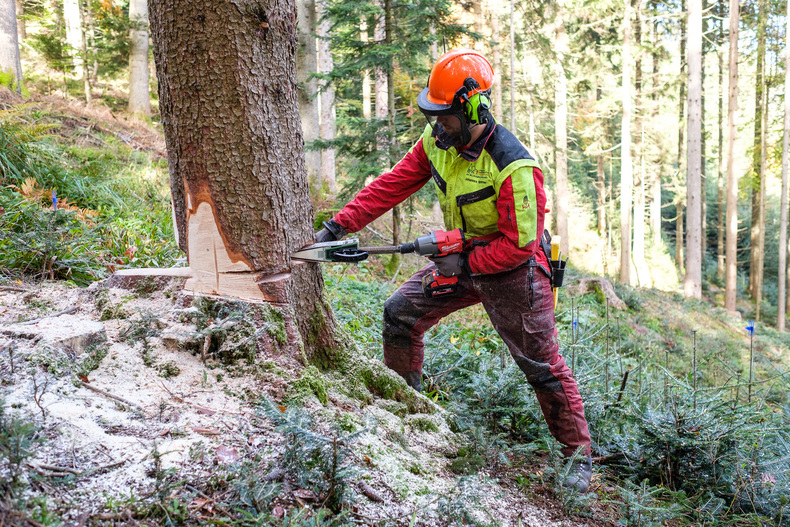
2, 0, 790, 525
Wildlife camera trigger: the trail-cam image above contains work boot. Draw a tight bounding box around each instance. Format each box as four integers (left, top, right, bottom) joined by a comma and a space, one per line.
400, 371, 423, 392
563, 455, 592, 493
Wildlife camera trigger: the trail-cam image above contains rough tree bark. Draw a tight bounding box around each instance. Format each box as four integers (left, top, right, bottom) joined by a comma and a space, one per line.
316, 0, 336, 194
148, 0, 338, 357
128, 0, 151, 117
650, 21, 662, 248
620, 0, 633, 285
684, 0, 702, 298
296, 0, 320, 191
0, 0, 23, 94
724, 0, 739, 314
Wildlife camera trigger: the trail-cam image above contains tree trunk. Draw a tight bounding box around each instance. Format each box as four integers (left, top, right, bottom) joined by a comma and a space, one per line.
0, 0, 23, 93
676, 199, 684, 271
781, 0, 790, 331
374, 0, 387, 150
361, 19, 371, 120
316, 0, 335, 195
490, 1, 502, 122
64, 0, 83, 72
724, 0, 739, 314
384, 0, 399, 252
296, 0, 320, 192
684, 0, 702, 298
651, 20, 662, 248
78, 0, 91, 103
509, 0, 515, 131
15, 0, 24, 40
633, 0, 646, 285
597, 153, 606, 234
620, 0, 633, 285
148, 0, 338, 358
750, 0, 766, 317
554, 12, 569, 256
717, 13, 725, 282
128, 0, 150, 116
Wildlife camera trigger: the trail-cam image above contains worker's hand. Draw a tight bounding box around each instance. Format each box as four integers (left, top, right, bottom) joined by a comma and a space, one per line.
431, 253, 467, 277
315, 219, 347, 243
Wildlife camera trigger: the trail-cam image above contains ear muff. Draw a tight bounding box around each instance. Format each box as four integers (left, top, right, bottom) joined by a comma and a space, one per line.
466, 92, 492, 124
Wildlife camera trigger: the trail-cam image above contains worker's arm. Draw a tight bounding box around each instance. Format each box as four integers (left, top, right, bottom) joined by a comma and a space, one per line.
466, 165, 547, 274
332, 139, 432, 233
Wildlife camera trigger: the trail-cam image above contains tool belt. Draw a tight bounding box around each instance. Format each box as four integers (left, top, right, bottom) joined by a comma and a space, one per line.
539, 229, 566, 289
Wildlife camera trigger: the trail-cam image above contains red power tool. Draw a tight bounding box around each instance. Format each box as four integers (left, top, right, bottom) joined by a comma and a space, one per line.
292, 228, 466, 297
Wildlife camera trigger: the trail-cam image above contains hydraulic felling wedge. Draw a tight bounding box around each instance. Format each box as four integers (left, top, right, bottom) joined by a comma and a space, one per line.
292, 229, 465, 298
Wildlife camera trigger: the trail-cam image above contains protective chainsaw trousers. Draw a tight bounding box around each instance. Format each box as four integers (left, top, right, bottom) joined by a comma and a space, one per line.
382, 258, 591, 457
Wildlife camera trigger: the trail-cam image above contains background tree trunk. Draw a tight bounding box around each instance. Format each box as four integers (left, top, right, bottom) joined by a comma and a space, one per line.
725, 0, 739, 313
651, 21, 662, 248
554, 10, 569, 256
128, 0, 150, 117
316, 0, 336, 195
15, 0, 24, 40
749, 0, 766, 316
296, 0, 320, 192
781, 0, 790, 331
0, 0, 23, 94
620, 0, 633, 285
361, 19, 371, 120
489, 0, 502, 122
148, 0, 337, 357
684, 0, 702, 298
509, 0, 515, 131
63, 0, 83, 72
717, 12, 725, 282
633, 0, 646, 285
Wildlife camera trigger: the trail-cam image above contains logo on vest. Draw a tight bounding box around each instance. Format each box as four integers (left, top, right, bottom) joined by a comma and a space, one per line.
465, 166, 491, 183
522, 196, 530, 210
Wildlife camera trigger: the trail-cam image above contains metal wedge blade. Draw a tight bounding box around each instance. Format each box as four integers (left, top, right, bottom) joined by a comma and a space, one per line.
291, 238, 361, 263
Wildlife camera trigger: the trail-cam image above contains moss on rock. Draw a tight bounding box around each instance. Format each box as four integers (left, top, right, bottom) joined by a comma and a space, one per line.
286, 364, 329, 405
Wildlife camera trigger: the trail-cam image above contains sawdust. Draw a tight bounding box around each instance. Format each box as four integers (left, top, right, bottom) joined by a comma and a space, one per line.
0, 280, 606, 526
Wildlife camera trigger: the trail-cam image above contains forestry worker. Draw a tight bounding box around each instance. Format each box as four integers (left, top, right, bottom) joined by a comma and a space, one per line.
314, 49, 593, 493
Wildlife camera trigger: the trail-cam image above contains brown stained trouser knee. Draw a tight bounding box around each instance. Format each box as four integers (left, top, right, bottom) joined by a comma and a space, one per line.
382, 259, 591, 457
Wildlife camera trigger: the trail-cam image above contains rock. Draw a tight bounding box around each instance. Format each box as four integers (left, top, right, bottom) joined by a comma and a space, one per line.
0, 314, 106, 354
160, 323, 201, 353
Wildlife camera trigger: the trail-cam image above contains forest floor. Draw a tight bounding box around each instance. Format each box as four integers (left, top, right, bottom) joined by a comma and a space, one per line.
0, 276, 614, 526
3, 89, 790, 526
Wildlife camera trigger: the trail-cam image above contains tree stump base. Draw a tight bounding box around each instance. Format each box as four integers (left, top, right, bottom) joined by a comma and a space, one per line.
574, 277, 627, 309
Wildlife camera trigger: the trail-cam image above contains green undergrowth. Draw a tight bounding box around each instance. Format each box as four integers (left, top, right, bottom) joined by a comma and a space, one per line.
321, 265, 790, 526
0, 102, 180, 285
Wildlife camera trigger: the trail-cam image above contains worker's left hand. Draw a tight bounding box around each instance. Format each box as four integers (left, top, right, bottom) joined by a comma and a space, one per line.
431, 253, 466, 277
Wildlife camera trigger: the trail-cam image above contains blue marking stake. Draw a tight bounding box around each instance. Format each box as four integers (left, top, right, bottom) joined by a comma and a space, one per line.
746, 320, 755, 336
52, 190, 58, 211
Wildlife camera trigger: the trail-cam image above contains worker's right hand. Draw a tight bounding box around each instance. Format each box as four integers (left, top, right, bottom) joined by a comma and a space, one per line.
315, 219, 347, 243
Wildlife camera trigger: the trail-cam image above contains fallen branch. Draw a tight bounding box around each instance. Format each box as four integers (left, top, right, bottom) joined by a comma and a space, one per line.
0, 285, 27, 293
81, 457, 128, 477
79, 381, 146, 413
19, 306, 79, 326
358, 481, 385, 503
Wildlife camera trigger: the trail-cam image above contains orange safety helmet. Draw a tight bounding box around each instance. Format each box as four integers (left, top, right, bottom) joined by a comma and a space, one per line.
417, 49, 495, 144
417, 50, 494, 116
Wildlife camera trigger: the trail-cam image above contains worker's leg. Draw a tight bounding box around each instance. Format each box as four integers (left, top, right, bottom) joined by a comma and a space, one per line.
382, 264, 480, 389
476, 260, 591, 457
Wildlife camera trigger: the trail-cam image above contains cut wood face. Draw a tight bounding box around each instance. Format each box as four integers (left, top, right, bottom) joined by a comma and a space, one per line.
184, 201, 265, 300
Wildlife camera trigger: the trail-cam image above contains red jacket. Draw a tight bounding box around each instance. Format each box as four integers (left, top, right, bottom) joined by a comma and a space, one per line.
334, 122, 548, 274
